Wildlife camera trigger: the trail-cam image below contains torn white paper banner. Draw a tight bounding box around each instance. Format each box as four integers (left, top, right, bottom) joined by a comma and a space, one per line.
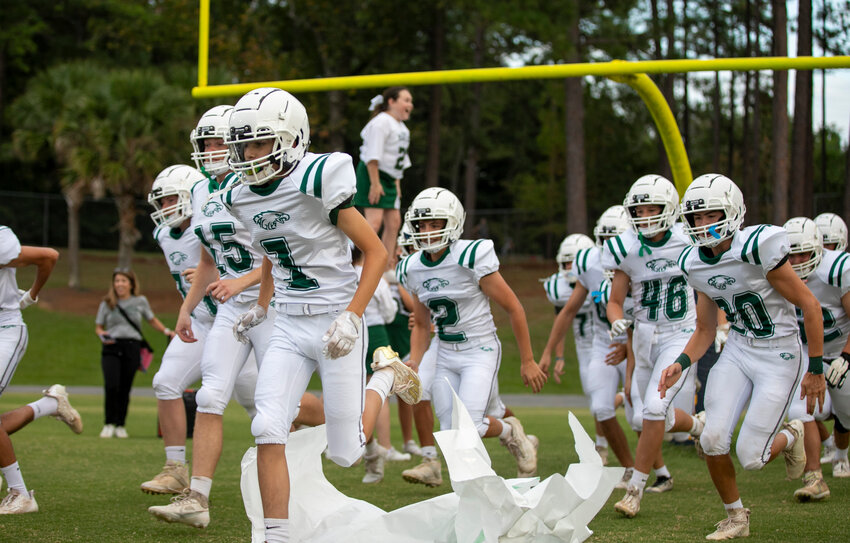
241, 388, 622, 542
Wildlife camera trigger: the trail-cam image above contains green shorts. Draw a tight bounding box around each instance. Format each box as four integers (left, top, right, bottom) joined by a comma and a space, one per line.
353, 161, 399, 209
365, 324, 391, 374
385, 313, 411, 360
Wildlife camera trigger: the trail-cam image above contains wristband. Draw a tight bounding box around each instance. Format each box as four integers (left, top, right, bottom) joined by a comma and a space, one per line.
808, 355, 824, 375
163, 328, 172, 335
555, 356, 564, 361
674, 353, 692, 371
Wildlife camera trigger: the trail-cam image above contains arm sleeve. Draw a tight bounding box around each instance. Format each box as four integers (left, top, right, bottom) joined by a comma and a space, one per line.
751, 225, 790, 274
95, 302, 109, 326
0, 228, 22, 266
318, 153, 358, 215
139, 296, 155, 320
466, 240, 499, 282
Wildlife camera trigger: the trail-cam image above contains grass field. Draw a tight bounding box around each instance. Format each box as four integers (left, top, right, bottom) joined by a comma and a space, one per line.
0, 393, 846, 542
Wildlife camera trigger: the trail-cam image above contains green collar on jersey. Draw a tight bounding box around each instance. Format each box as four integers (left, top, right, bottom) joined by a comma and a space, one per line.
698, 245, 729, 265
249, 177, 284, 196
168, 227, 185, 240
641, 228, 672, 248
420, 246, 451, 267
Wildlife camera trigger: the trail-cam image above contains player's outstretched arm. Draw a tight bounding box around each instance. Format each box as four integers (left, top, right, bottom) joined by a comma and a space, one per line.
337, 207, 388, 317
540, 281, 589, 374
480, 271, 547, 392
176, 249, 219, 342
659, 292, 716, 398
207, 265, 262, 303
768, 260, 826, 413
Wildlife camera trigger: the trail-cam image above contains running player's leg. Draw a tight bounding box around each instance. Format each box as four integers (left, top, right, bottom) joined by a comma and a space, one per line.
585, 344, 633, 469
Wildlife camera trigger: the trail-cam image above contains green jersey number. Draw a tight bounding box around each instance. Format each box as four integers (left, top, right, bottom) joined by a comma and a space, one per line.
715, 291, 775, 338
427, 297, 466, 343
171, 273, 217, 316
394, 147, 407, 170
194, 222, 253, 274
576, 312, 589, 337
640, 276, 689, 321
261, 237, 319, 291
797, 307, 841, 344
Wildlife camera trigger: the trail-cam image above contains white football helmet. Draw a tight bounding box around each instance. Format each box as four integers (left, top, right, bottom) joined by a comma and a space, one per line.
405, 188, 466, 253
593, 205, 631, 247
190, 105, 233, 177
226, 88, 310, 185
815, 212, 848, 252
623, 174, 679, 237
556, 233, 594, 270
397, 221, 416, 257
148, 165, 205, 228
680, 174, 746, 248
784, 217, 823, 279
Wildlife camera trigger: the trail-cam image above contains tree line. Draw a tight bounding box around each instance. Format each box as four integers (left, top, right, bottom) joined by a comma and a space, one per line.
1, 0, 848, 286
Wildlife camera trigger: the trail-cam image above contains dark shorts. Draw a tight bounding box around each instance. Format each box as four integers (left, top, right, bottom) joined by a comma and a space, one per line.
385, 313, 411, 360
365, 324, 391, 374
354, 161, 398, 209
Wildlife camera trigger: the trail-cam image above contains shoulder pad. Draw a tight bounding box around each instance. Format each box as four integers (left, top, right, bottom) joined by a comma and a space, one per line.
739, 224, 788, 271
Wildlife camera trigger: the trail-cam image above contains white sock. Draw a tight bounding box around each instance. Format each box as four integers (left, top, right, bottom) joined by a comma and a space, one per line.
822, 435, 835, 449
595, 435, 608, 448
365, 370, 393, 404
780, 429, 796, 449
689, 414, 702, 435
629, 469, 650, 491
724, 499, 743, 511
0, 462, 27, 494
165, 446, 186, 464
264, 518, 289, 543
365, 439, 379, 455
421, 446, 438, 459
654, 465, 671, 479
27, 397, 58, 420
190, 476, 212, 498
498, 420, 512, 440
835, 447, 849, 461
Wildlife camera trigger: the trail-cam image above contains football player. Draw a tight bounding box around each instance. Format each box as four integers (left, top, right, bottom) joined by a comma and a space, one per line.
785, 217, 850, 495
607, 176, 705, 517
543, 234, 610, 461
221, 88, 420, 543
148, 105, 279, 529
814, 212, 848, 252
400, 187, 546, 479
540, 206, 637, 488
142, 164, 264, 496
659, 174, 825, 540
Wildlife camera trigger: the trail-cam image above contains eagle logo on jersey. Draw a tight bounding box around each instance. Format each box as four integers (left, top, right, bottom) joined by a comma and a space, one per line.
780, 352, 795, 360
168, 251, 188, 266
253, 211, 291, 231
645, 258, 678, 273
423, 278, 450, 292
707, 275, 736, 290
202, 201, 223, 217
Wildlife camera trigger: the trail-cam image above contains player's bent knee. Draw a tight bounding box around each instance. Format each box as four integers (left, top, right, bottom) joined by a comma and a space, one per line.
592, 405, 616, 422
152, 373, 183, 400
195, 386, 228, 415
700, 429, 731, 456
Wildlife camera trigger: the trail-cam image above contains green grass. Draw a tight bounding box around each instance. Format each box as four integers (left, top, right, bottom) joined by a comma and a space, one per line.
0, 394, 846, 542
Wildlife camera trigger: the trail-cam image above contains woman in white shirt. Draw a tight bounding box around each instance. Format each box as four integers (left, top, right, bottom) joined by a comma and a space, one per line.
353, 87, 413, 263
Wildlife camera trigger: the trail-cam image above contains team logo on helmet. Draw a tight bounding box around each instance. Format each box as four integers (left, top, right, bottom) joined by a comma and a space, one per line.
202, 201, 223, 217
645, 258, 678, 273
707, 275, 736, 290
169, 251, 188, 266
779, 352, 795, 360
253, 211, 291, 231
423, 278, 450, 292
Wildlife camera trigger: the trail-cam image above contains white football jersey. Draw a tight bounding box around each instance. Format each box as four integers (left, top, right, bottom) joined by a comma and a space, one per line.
572, 246, 618, 344
543, 271, 594, 343
679, 225, 798, 340
153, 224, 217, 322
190, 173, 262, 303
225, 152, 358, 306
398, 239, 499, 344
600, 224, 696, 326
0, 226, 23, 326
359, 112, 411, 179
796, 249, 850, 358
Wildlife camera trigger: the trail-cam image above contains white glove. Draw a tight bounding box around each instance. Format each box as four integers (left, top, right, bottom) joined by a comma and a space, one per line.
608, 318, 631, 340
714, 323, 731, 353
19, 289, 37, 309
232, 304, 267, 344
322, 310, 361, 359
825, 355, 850, 389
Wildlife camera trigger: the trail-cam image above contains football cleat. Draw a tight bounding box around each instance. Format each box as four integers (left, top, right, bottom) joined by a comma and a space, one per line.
0, 489, 38, 515
402, 439, 423, 457
385, 447, 411, 462
615, 467, 634, 490
42, 384, 83, 434
595, 444, 609, 466
371, 346, 421, 405
402, 457, 443, 487
794, 470, 830, 502
644, 475, 674, 494
500, 416, 537, 477
148, 490, 210, 528
820, 441, 836, 465
362, 443, 387, 484
613, 485, 642, 518
705, 508, 750, 540
783, 420, 807, 480
141, 460, 190, 495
